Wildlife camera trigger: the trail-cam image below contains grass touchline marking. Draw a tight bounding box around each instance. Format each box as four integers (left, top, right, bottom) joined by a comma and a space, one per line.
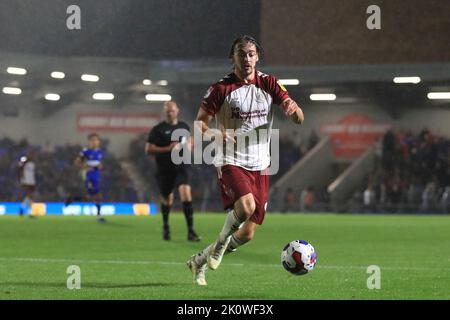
0, 257, 448, 271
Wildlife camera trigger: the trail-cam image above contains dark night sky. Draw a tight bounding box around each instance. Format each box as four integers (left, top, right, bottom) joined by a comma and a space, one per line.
0, 0, 261, 59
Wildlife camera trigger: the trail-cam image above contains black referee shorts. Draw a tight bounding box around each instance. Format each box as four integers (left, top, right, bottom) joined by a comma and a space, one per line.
156, 166, 191, 198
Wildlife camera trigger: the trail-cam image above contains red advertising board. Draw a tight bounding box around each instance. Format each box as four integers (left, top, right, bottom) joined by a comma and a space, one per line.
77, 113, 161, 133
320, 114, 391, 159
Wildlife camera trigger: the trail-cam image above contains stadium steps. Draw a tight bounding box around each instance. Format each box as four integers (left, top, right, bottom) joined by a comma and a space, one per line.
327, 143, 379, 211
271, 136, 338, 210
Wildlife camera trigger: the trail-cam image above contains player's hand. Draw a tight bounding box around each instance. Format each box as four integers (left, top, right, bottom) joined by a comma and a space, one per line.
222, 130, 236, 144
281, 99, 297, 116
216, 167, 223, 180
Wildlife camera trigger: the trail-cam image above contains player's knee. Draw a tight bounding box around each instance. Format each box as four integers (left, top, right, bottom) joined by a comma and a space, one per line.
179, 190, 191, 202
161, 197, 173, 206
242, 198, 256, 218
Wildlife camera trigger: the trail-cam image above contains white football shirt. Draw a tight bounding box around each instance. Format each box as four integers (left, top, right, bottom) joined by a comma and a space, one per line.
201, 71, 290, 171
20, 159, 36, 186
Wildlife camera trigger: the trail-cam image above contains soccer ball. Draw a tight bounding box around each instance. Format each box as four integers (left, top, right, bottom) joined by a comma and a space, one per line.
281, 240, 317, 275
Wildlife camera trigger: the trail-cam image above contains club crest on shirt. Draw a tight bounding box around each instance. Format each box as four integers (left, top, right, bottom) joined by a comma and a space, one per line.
256, 91, 266, 103
230, 97, 240, 108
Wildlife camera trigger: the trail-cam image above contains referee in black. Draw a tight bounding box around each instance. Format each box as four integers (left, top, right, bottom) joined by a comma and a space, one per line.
145, 101, 200, 241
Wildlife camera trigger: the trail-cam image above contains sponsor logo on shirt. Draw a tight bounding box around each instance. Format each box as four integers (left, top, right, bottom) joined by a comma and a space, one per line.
231, 107, 267, 120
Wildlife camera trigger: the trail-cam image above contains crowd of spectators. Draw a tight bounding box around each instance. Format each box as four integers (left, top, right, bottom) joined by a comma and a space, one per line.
0, 137, 138, 202
0, 128, 320, 209
359, 129, 450, 213
6, 127, 448, 214
129, 133, 160, 203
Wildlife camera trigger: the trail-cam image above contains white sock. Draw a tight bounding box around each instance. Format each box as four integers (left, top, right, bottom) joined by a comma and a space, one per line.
218, 209, 243, 243
225, 234, 244, 255
194, 243, 215, 266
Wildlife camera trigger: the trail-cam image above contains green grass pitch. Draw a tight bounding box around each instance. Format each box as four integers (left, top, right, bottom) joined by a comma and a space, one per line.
0, 213, 449, 300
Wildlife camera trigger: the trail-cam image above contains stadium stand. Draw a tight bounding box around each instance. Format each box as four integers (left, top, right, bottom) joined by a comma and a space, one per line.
0, 137, 138, 202
3, 128, 447, 214
355, 129, 450, 213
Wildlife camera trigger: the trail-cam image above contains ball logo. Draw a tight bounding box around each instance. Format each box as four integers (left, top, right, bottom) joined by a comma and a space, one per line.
281, 240, 317, 276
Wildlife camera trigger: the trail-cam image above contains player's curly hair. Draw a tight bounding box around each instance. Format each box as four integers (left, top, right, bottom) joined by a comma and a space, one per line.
228, 35, 263, 59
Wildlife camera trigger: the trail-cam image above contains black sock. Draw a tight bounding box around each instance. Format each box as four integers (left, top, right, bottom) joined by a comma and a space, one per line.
95, 202, 101, 216
161, 204, 171, 229
182, 201, 194, 232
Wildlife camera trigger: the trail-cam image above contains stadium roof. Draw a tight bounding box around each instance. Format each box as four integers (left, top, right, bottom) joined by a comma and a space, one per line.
1, 52, 450, 118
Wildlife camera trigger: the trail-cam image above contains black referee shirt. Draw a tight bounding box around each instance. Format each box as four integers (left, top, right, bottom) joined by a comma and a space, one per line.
147, 121, 190, 171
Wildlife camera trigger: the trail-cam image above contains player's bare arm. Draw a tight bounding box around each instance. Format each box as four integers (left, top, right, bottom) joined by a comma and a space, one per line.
196, 108, 235, 143
281, 98, 304, 124
195, 107, 213, 134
